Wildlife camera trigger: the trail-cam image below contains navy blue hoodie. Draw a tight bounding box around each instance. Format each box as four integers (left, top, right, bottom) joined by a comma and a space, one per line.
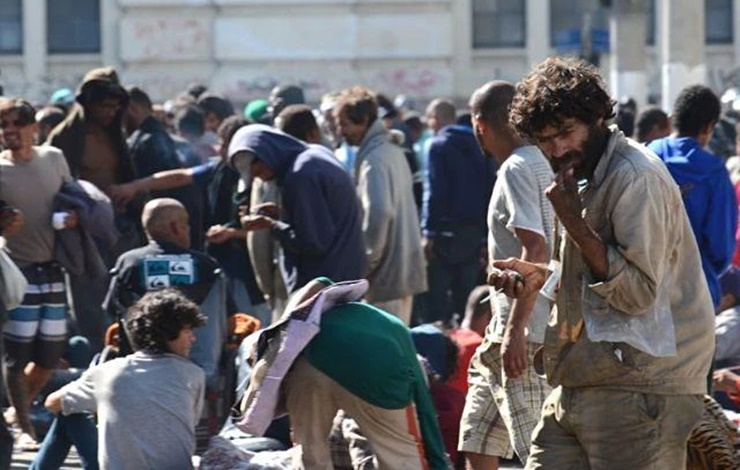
649, 136, 737, 307
422, 125, 496, 236
228, 125, 366, 291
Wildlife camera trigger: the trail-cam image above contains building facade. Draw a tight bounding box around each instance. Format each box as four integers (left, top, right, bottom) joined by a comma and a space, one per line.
1, 0, 738, 107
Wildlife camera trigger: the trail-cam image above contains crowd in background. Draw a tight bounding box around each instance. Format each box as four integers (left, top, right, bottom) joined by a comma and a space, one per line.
0, 55, 738, 469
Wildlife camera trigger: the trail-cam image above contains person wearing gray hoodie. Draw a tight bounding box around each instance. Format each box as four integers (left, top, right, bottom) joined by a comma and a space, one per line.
229, 125, 366, 294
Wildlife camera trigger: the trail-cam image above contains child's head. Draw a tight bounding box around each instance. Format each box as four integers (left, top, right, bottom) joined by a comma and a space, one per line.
462, 285, 493, 337
126, 288, 206, 356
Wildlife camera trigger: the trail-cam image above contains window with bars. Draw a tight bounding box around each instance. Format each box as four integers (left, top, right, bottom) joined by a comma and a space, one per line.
472, 0, 526, 49
47, 0, 101, 53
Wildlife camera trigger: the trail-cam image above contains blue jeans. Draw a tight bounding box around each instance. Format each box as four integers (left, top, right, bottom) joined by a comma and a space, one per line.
29, 413, 98, 470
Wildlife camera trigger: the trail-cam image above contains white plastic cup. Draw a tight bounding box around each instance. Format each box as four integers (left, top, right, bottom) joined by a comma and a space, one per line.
52, 212, 69, 230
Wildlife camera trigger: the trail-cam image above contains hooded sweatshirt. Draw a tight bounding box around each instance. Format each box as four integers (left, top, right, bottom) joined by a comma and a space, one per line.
47, 67, 136, 185
422, 124, 496, 236
228, 125, 365, 291
649, 136, 737, 307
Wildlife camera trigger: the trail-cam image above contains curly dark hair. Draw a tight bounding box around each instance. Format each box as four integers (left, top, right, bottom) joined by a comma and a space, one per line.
125, 288, 206, 354
671, 85, 720, 137
335, 86, 378, 125
510, 56, 616, 138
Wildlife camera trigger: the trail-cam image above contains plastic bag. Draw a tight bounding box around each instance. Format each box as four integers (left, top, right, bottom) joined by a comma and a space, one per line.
0, 247, 27, 311
581, 275, 676, 357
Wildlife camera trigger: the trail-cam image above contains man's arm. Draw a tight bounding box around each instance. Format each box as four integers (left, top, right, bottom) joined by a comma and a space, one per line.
358, 158, 393, 276
106, 160, 216, 208
45, 389, 65, 414
551, 166, 677, 314
702, 172, 737, 275
421, 140, 450, 238
45, 367, 99, 415
546, 164, 608, 280
267, 172, 338, 256
501, 228, 548, 378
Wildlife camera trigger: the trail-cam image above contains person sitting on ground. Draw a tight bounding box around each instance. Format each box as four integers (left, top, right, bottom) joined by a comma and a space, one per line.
447, 285, 492, 395
411, 323, 467, 469
103, 198, 231, 385
39, 289, 206, 470
106, 119, 270, 324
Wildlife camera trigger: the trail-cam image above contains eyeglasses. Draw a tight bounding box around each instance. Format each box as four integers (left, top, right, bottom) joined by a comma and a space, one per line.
0, 118, 32, 129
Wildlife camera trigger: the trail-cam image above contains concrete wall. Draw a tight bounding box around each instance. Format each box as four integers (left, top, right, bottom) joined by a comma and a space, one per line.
1, 0, 739, 107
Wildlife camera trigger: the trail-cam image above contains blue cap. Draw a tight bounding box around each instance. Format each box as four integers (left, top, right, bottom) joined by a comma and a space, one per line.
50, 88, 74, 106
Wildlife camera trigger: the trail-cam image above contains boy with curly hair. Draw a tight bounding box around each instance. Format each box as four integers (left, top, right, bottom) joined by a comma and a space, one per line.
42, 289, 206, 470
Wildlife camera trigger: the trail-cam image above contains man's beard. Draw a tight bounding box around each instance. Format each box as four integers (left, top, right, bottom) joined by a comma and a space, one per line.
550, 124, 608, 180
474, 127, 495, 160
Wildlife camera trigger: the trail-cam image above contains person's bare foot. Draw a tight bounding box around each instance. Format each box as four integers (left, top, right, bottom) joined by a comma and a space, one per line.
2, 407, 16, 426
15, 432, 40, 451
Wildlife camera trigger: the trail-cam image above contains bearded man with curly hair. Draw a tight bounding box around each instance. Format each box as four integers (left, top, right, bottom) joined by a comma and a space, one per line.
489, 56, 714, 469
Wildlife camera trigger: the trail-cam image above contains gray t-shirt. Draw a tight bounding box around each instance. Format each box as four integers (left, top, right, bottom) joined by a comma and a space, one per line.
61, 351, 205, 470
487, 145, 554, 344
0, 146, 71, 267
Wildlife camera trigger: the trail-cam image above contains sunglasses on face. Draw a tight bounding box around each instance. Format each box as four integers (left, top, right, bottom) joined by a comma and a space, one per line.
0, 118, 33, 129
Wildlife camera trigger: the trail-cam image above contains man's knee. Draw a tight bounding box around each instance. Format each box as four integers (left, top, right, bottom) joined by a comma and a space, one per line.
464, 451, 500, 470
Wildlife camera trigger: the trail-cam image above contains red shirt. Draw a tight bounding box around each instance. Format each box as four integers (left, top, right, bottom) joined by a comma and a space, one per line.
430, 382, 466, 467
448, 328, 483, 394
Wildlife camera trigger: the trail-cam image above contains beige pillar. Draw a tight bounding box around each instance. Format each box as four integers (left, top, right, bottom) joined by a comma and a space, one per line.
660, 0, 706, 111
22, 0, 47, 101
609, 0, 648, 109
100, 0, 120, 68
526, 0, 550, 66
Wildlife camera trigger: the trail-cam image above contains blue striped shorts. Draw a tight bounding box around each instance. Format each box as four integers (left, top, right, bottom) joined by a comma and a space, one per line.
3, 262, 67, 369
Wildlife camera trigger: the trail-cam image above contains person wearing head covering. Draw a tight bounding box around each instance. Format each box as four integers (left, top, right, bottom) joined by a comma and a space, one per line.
244, 99, 271, 125
46, 67, 143, 355
229, 125, 365, 293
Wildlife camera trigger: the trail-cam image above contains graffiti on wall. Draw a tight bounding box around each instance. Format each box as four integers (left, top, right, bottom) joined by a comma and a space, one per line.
221, 76, 330, 102
217, 67, 449, 103
1, 65, 449, 106
122, 17, 210, 61
370, 68, 444, 97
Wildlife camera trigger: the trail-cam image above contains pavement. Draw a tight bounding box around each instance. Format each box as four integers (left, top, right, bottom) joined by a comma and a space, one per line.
11, 449, 523, 469
11, 448, 81, 469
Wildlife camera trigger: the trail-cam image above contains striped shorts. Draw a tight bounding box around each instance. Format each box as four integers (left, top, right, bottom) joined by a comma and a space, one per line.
3, 262, 67, 369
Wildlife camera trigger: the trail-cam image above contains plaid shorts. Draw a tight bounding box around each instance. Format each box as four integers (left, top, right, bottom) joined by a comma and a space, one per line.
458, 340, 551, 462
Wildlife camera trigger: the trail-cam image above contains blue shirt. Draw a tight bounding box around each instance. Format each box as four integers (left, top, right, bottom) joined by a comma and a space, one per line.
649, 136, 737, 307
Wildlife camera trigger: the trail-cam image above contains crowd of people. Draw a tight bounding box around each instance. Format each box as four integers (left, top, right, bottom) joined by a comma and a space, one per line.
0, 54, 737, 469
